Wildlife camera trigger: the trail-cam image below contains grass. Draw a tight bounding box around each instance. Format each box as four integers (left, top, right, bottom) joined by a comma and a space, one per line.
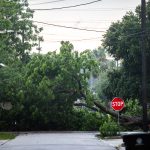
0, 132, 16, 140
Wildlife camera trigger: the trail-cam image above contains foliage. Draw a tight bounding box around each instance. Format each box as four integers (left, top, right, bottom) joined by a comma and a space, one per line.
94, 72, 110, 100
2, 0, 150, 132
68, 109, 102, 131
0, 41, 99, 131
92, 47, 116, 73
99, 115, 120, 137
101, 70, 140, 100
91, 47, 116, 100
0, 0, 42, 64
0, 132, 16, 140
98, 99, 142, 135
101, 1, 150, 100
0, 62, 23, 102
124, 99, 142, 117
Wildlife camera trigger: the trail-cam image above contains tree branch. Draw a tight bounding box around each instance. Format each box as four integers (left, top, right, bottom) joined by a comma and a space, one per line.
94, 101, 150, 126
74, 100, 150, 127
74, 102, 98, 111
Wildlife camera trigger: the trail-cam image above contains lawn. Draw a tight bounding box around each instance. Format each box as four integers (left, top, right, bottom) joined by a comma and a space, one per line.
0, 132, 16, 140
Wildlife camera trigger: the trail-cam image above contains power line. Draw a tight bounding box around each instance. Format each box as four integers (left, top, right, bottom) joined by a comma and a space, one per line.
33, 21, 105, 33
32, 0, 101, 11
30, 0, 67, 6
36, 8, 134, 11
42, 31, 145, 43
37, 20, 116, 23
28, 0, 44, 2
33, 20, 144, 33
29, 0, 133, 11
44, 31, 145, 43
41, 32, 103, 37
46, 9, 133, 12
45, 37, 101, 43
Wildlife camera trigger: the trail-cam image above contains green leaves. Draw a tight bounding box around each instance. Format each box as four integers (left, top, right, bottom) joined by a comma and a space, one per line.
0, 0, 42, 63
100, 1, 150, 100
0, 1, 100, 130
0, 41, 97, 130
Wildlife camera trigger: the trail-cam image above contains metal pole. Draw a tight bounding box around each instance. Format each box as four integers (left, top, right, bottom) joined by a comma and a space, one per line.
141, 0, 148, 132
37, 39, 41, 54
118, 111, 120, 125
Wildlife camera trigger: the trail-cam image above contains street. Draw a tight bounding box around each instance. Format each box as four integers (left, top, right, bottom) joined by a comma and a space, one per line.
0, 132, 116, 150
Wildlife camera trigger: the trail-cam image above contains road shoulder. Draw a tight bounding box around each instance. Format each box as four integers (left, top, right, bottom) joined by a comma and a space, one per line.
0, 140, 9, 146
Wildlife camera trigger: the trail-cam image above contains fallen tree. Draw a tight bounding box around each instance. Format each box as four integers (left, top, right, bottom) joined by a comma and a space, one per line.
73, 78, 150, 128
74, 100, 150, 127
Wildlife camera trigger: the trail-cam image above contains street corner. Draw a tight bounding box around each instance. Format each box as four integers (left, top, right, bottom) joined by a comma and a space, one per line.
101, 137, 125, 150
0, 140, 9, 146
116, 143, 125, 150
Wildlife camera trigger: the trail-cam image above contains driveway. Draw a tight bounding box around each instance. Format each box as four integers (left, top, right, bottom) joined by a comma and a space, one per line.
0, 132, 116, 150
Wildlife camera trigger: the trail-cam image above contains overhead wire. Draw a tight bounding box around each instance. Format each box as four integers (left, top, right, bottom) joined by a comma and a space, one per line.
33, 20, 145, 34
44, 37, 101, 43
41, 31, 146, 44
43, 9, 133, 11
30, 0, 67, 6
32, 0, 101, 11
37, 20, 116, 23
35, 21, 146, 44
29, 0, 133, 11
41, 32, 103, 37
33, 21, 105, 33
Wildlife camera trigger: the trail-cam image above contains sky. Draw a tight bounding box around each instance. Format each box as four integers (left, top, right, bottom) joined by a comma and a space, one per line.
28, 0, 141, 53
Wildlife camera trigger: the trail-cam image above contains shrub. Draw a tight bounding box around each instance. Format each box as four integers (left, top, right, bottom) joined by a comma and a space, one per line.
69, 109, 102, 131
99, 116, 120, 137
0, 132, 16, 140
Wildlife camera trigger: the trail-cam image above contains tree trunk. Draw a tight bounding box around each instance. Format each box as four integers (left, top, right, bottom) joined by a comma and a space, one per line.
74, 100, 150, 127
94, 101, 143, 126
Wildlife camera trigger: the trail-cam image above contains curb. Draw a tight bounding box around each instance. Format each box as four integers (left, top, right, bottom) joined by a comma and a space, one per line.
0, 140, 9, 146
100, 138, 125, 150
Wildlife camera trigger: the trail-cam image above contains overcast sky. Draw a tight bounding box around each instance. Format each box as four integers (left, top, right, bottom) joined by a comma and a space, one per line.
28, 0, 141, 53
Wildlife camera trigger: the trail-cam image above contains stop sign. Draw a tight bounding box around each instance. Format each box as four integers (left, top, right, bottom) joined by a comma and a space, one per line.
111, 97, 125, 111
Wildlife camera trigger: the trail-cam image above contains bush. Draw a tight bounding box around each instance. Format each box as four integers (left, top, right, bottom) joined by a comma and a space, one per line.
69, 109, 102, 131
99, 116, 120, 137
0, 132, 16, 140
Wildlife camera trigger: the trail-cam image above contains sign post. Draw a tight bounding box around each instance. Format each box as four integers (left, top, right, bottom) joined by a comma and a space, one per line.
111, 97, 125, 124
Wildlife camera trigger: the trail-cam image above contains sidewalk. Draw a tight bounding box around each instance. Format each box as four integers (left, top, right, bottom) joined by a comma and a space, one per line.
101, 138, 125, 150
0, 140, 8, 146
101, 131, 150, 150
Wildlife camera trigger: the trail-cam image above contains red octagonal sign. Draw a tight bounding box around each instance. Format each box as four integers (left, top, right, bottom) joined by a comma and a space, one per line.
111, 97, 125, 111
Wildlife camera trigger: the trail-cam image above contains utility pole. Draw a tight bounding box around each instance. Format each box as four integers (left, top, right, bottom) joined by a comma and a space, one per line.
141, 0, 148, 132
122, 1, 149, 148
37, 37, 42, 54
37, 39, 41, 54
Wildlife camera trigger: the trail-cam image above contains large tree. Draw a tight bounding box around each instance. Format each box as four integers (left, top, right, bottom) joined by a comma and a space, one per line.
0, 0, 42, 64
0, 0, 42, 130
0, 41, 98, 130
0, 0, 42, 108
76, 1, 150, 129
101, 1, 150, 100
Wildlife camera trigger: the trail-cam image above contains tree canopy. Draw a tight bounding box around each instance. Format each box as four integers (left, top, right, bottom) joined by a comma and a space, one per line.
0, 41, 100, 130
1, 0, 150, 131
0, 0, 42, 64
101, 1, 150, 100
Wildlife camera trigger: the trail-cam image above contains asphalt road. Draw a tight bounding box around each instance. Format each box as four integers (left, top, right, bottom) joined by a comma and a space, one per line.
0, 132, 116, 150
